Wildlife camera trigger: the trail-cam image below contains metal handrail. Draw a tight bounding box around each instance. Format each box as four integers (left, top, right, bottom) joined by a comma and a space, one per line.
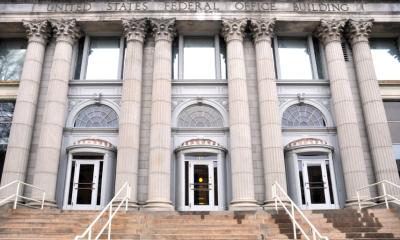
75, 182, 131, 240
272, 181, 329, 240
356, 180, 400, 210
0, 180, 46, 209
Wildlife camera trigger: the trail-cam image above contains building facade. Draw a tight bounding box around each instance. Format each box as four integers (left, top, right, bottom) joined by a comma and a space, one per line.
0, 0, 399, 211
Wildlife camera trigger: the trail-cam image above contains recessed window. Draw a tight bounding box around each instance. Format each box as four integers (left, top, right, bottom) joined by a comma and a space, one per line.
0, 101, 15, 182
0, 39, 27, 81
384, 101, 400, 144
370, 39, 400, 80
275, 36, 324, 80
393, 145, 400, 177
282, 104, 326, 127
74, 37, 124, 80
74, 104, 118, 128
173, 36, 227, 80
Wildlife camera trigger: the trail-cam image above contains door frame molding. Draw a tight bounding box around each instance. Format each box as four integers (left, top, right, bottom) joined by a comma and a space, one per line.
63, 144, 116, 210
285, 145, 339, 210
175, 144, 227, 211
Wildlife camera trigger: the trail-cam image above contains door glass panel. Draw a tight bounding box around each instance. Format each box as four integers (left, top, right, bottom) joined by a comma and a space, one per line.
96, 161, 103, 205
326, 163, 334, 204
185, 161, 189, 206
298, 162, 306, 205
68, 161, 75, 205
76, 164, 94, 205
307, 165, 326, 204
193, 164, 209, 206
213, 162, 218, 206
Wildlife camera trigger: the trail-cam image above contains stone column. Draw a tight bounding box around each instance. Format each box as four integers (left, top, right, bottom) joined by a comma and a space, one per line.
315, 19, 371, 204
250, 18, 287, 206
0, 20, 50, 198
144, 18, 175, 211
221, 18, 258, 210
347, 19, 400, 189
32, 19, 81, 203
115, 18, 147, 208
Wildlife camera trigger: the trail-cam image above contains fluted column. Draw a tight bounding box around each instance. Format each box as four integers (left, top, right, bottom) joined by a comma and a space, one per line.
144, 18, 175, 211
221, 18, 258, 210
115, 18, 147, 208
0, 20, 50, 198
250, 18, 287, 206
347, 19, 400, 189
315, 19, 371, 204
32, 19, 81, 204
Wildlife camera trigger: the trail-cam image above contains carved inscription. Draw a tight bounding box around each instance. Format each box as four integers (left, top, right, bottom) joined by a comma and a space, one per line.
293, 2, 349, 12
45, 1, 352, 13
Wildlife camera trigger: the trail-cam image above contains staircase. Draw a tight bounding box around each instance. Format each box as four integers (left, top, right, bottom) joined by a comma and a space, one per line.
0, 208, 399, 240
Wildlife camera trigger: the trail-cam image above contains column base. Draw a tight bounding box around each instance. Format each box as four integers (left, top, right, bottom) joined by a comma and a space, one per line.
262, 199, 291, 211
112, 200, 140, 210
27, 200, 57, 209
229, 200, 259, 211
345, 199, 374, 209
143, 200, 175, 211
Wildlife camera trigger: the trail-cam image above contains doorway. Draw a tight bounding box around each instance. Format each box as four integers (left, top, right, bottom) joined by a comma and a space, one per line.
175, 141, 226, 211
67, 158, 103, 210
300, 159, 335, 209
188, 160, 217, 210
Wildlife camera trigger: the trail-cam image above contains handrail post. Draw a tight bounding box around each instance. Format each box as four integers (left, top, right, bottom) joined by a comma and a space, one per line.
291, 202, 297, 240
41, 192, 46, 210
108, 204, 112, 240
273, 184, 278, 213
88, 229, 91, 240
382, 182, 389, 209
13, 181, 20, 209
357, 191, 361, 210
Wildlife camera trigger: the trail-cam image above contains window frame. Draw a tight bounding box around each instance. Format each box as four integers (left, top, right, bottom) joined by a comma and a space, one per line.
273, 35, 327, 81
370, 37, 400, 81
0, 38, 27, 81
174, 35, 226, 81
74, 35, 125, 81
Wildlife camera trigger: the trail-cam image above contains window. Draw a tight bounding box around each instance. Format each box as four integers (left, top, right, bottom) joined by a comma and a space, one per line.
173, 36, 227, 80
0, 39, 27, 80
370, 39, 400, 80
74, 104, 118, 128
275, 36, 324, 80
0, 101, 15, 181
394, 145, 400, 177
177, 104, 224, 128
74, 37, 124, 80
282, 104, 326, 127
384, 101, 400, 176
384, 101, 400, 144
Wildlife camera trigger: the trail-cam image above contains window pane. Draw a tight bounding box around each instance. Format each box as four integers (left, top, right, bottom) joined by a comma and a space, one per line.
370, 39, 400, 80
278, 38, 313, 80
172, 39, 179, 80
85, 37, 120, 80
184, 37, 216, 79
220, 38, 227, 80
0, 39, 27, 80
0, 102, 15, 149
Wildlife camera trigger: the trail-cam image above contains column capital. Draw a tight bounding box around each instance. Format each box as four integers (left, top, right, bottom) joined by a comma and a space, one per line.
50, 19, 82, 44
149, 18, 176, 42
22, 20, 51, 45
221, 18, 247, 42
346, 19, 374, 45
314, 19, 346, 45
250, 17, 275, 42
122, 18, 148, 43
